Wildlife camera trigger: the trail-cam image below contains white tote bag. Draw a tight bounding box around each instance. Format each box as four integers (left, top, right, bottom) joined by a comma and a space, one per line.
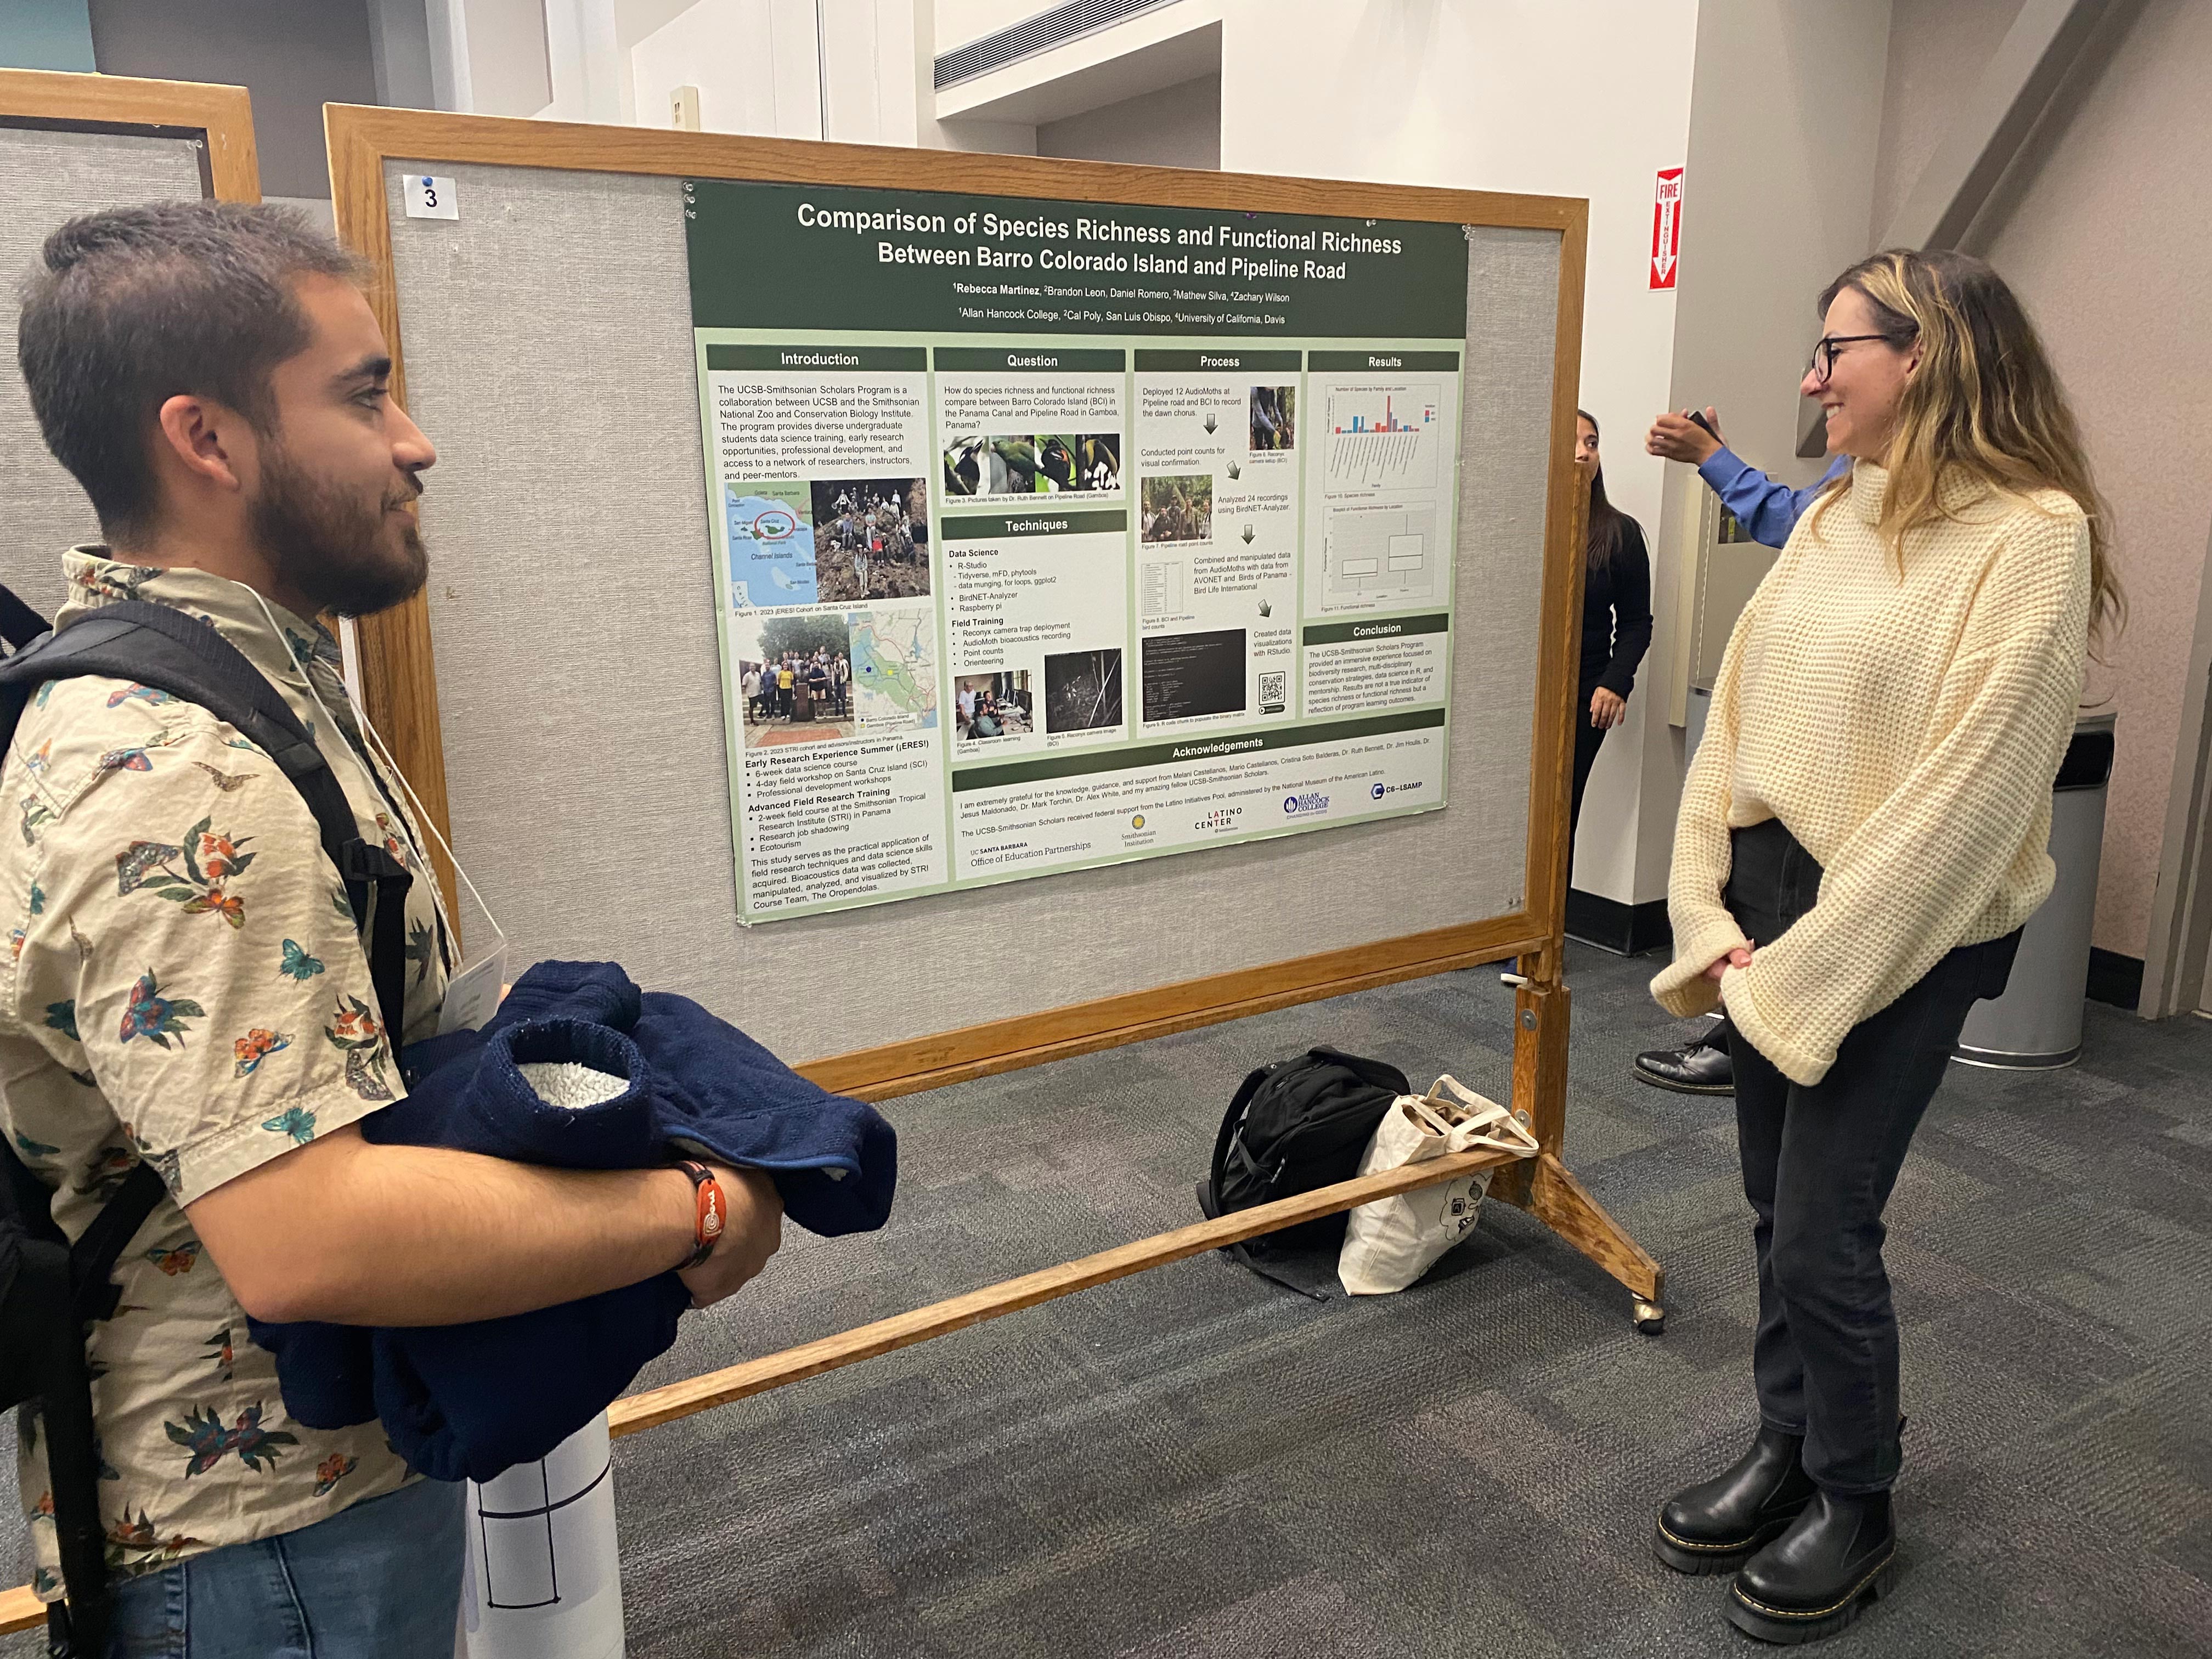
1337, 1076, 1539, 1295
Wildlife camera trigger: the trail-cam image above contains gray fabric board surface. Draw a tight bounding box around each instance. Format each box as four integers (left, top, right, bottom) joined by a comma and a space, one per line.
383, 161, 1556, 1065
0, 127, 207, 620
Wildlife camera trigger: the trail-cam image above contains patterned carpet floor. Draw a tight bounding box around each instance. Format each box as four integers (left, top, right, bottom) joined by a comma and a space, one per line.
8, 945, 2210, 1656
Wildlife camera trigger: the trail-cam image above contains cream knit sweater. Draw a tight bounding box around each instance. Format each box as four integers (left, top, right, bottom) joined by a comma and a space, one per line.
1651, 460, 2091, 1086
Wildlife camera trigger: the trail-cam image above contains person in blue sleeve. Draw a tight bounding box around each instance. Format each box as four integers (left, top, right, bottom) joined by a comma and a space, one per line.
1631, 408, 1848, 1098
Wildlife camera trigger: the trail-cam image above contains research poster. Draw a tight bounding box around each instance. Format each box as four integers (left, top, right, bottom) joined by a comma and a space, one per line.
685, 178, 1469, 923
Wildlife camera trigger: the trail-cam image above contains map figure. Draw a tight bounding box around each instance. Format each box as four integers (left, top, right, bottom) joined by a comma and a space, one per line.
850, 610, 939, 730
727, 489, 815, 608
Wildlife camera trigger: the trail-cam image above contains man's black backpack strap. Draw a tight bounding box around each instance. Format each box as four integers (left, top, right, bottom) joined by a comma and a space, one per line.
0, 585, 49, 652
0, 592, 411, 1654
0, 601, 414, 1032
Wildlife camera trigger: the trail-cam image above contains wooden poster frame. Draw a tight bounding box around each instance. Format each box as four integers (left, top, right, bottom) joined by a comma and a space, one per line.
0, 66, 258, 200
321, 103, 1662, 1420
326, 106, 1602, 1088
0, 62, 263, 1650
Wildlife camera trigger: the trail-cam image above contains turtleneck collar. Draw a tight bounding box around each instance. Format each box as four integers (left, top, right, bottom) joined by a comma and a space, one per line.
1846, 459, 1993, 526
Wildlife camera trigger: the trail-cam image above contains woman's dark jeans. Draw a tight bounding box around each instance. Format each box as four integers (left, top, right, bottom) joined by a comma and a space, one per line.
1723, 817, 2019, 1494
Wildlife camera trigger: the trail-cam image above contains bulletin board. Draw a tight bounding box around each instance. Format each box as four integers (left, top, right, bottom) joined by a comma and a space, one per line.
0, 69, 258, 619
327, 108, 1596, 1103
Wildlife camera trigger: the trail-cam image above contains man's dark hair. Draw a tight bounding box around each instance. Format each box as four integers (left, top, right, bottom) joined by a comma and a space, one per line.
18, 200, 368, 543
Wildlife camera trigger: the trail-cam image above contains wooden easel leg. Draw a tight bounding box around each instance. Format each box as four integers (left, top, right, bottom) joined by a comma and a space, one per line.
1526, 1153, 1665, 1319
1497, 965, 1668, 1331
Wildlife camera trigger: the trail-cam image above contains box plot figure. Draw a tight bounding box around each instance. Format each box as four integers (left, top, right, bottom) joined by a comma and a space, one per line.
1324, 504, 1438, 606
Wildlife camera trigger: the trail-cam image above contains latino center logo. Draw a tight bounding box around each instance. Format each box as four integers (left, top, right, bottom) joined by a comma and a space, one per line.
1283, 791, 1330, 817
1194, 807, 1245, 833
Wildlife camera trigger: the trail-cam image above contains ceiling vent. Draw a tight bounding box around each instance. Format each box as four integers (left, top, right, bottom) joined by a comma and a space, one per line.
934, 0, 1181, 89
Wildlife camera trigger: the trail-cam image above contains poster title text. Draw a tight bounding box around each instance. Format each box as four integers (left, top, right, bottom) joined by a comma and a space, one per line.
793, 202, 1405, 280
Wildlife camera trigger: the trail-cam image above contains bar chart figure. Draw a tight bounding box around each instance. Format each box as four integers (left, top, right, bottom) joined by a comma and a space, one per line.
1325, 383, 1441, 489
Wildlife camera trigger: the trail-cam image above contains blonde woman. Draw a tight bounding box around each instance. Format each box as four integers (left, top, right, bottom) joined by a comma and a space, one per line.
1647, 249, 2117, 1644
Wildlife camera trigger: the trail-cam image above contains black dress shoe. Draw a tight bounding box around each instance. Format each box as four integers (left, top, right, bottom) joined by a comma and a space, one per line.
1634, 1020, 1735, 1095
1652, 1425, 1816, 1575
1726, 1488, 1896, 1644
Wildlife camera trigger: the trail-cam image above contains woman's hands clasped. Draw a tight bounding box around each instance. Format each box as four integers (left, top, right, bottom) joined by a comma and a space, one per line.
1703, 942, 1754, 986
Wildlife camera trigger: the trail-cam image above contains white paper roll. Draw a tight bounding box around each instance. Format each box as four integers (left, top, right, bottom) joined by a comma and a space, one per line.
460, 1413, 627, 1659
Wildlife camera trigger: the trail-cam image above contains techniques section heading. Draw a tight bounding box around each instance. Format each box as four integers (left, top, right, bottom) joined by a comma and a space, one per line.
685, 178, 1472, 338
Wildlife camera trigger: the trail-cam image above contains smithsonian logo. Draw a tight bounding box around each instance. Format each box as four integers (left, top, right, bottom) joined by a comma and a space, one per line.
1282, 791, 1330, 817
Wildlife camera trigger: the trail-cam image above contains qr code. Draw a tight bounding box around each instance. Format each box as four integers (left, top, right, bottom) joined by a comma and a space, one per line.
1258, 672, 1286, 713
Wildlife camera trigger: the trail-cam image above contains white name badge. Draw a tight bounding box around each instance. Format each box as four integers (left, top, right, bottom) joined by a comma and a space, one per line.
437, 946, 509, 1037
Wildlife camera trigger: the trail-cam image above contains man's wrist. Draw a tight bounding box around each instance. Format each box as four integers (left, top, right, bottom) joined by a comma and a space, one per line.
658, 1164, 703, 1270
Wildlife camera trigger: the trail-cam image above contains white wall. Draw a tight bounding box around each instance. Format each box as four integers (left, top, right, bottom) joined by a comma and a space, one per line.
629, 0, 919, 141
1867, 0, 2022, 244
1035, 71, 1217, 167
1630, 1, 1894, 900
1968, 0, 2212, 962
1217, 0, 1696, 905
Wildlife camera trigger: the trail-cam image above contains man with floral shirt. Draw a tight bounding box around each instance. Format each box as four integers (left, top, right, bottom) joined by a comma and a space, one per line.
4, 204, 785, 1654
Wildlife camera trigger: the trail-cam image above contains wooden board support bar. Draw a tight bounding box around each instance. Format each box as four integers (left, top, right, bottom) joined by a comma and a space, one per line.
608, 1142, 1530, 1437
0, 1584, 37, 1639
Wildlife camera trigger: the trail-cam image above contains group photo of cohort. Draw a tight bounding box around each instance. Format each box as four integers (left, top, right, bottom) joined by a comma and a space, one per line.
736, 614, 860, 748
809, 476, 931, 602
1139, 473, 1213, 544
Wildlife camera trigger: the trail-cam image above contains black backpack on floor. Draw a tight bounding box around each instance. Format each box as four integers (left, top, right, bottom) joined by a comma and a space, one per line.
1197, 1046, 1410, 1293
0, 589, 412, 1657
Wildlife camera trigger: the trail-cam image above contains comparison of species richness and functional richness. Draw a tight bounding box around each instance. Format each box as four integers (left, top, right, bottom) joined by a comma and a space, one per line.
696, 185, 1466, 922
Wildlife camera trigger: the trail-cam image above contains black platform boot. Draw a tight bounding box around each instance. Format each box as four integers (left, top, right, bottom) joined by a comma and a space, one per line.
1652, 1425, 1816, 1575
1725, 1488, 1896, 1644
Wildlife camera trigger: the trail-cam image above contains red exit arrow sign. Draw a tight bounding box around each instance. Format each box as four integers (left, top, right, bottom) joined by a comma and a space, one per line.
1651, 167, 1683, 290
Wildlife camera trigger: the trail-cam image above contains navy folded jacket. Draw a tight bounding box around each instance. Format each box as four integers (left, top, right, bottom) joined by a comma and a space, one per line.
250, 960, 896, 1482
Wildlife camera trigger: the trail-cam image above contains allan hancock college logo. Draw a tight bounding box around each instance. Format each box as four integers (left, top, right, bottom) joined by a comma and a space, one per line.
1283, 791, 1329, 817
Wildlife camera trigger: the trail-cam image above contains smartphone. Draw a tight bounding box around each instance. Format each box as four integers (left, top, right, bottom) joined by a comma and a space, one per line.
1684, 409, 1718, 439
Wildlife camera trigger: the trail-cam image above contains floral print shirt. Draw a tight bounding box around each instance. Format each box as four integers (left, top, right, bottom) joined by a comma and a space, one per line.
4, 551, 450, 1598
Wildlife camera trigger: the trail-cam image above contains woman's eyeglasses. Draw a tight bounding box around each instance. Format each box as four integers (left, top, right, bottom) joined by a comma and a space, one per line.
1805, 333, 1903, 386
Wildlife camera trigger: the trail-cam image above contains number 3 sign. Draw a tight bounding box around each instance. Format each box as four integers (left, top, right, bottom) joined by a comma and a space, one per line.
405, 174, 460, 221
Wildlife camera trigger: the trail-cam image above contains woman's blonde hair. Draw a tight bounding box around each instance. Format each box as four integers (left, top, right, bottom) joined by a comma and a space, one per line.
1808, 247, 2121, 644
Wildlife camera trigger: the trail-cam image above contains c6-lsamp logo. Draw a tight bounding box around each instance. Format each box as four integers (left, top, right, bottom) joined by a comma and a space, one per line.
1283, 791, 1329, 817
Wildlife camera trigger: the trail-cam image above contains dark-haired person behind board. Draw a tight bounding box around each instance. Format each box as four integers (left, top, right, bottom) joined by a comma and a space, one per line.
1568, 410, 1652, 845
1647, 249, 2118, 1644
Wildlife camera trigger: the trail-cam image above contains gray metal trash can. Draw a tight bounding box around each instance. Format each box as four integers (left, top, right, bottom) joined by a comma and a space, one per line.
1955, 713, 2115, 1069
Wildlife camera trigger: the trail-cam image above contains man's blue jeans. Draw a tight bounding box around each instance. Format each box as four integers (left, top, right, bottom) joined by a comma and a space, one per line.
107, 1476, 464, 1657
